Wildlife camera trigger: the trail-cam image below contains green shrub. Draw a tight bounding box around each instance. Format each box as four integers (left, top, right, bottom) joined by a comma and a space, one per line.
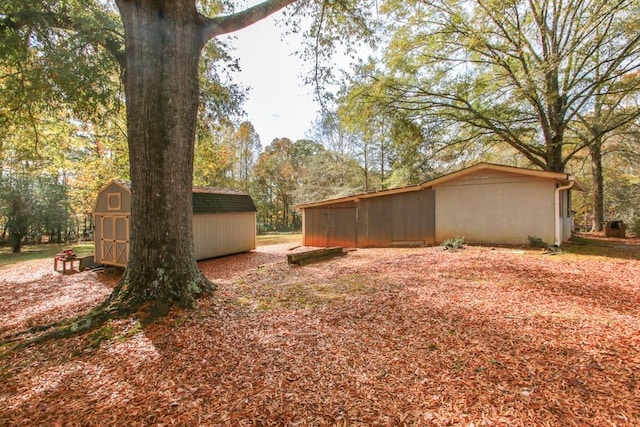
528, 235, 548, 248
441, 236, 465, 252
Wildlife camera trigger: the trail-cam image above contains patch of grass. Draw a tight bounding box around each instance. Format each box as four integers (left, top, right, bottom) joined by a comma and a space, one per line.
85, 320, 145, 350
331, 273, 372, 294
89, 323, 116, 349
234, 273, 377, 311
256, 282, 345, 311
451, 356, 466, 371
562, 235, 640, 260
116, 321, 144, 342
256, 233, 302, 247
0, 243, 94, 267
528, 235, 548, 248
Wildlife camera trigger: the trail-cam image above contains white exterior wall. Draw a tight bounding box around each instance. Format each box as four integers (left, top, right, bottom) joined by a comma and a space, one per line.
435, 170, 556, 245
193, 212, 256, 260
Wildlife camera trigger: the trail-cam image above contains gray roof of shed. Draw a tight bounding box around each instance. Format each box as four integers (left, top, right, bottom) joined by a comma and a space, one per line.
192, 188, 257, 214
96, 180, 256, 214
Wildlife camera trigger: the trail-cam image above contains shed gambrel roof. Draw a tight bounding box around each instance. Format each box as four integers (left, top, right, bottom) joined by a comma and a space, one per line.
192, 188, 257, 213
296, 162, 584, 210
95, 180, 256, 214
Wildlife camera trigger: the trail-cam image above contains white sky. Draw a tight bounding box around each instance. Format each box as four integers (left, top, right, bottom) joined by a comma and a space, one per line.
221, 14, 318, 147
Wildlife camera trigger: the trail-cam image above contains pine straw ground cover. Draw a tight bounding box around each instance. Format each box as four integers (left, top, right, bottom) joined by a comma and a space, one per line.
1, 238, 639, 426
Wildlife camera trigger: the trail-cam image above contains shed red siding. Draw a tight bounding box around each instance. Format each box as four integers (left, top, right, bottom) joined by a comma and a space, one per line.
302, 189, 435, 248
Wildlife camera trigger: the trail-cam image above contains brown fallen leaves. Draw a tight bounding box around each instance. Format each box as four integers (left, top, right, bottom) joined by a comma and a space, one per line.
1, 240, 639, 426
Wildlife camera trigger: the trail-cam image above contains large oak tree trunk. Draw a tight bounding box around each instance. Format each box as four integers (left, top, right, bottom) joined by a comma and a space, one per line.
589, 141, 605, 232
110, 0, 214, 313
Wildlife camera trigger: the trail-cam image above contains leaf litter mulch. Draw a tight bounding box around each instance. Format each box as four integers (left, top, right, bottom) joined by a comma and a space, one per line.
1, 241, 639, 426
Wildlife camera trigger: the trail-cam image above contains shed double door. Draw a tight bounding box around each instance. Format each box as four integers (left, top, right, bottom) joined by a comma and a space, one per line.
99, 215, 129, 267
307, 207, 357, 248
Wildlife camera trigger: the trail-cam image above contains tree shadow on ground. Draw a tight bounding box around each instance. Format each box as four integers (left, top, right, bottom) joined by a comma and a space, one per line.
2, 260, 637, 426
0, 265, 119, 340
563, 233, 640, 260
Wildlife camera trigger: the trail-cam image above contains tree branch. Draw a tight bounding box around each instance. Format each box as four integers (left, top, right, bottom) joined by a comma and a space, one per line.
1, 11, 125, 68
201, 0, 299, 42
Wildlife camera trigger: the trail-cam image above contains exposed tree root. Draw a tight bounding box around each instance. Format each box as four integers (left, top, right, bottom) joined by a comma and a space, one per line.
1, 299, 131, 356
0, 274, 217, 356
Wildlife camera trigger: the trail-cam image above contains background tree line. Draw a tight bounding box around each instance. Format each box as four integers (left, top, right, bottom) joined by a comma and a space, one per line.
333, 0, 640, 233
2, 0, 640, 255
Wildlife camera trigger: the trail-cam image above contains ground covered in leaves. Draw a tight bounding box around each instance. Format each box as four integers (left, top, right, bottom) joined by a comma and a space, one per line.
1, 237, 639, 426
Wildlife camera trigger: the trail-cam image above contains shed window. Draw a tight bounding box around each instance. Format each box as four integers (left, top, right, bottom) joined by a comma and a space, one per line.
107, 193, 121, 211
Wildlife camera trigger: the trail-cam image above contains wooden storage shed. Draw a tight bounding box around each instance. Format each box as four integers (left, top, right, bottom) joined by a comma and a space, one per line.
300, 188, 436, 248
297, 163, 582, 248
94, 180, 257, 267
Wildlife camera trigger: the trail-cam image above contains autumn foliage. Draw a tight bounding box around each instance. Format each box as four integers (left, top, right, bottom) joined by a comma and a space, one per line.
1, 236, 639, 425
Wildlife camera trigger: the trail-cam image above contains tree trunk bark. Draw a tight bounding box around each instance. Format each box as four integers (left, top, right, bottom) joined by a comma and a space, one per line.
548, 136, 565, 173
589, 141, 605, 232
110, 0, 214, 313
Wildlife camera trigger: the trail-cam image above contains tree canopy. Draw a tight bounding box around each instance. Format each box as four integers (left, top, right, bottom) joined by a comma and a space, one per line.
350, 0, 640, 172
334, 0, 640, 230
0, 0, 377, 336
